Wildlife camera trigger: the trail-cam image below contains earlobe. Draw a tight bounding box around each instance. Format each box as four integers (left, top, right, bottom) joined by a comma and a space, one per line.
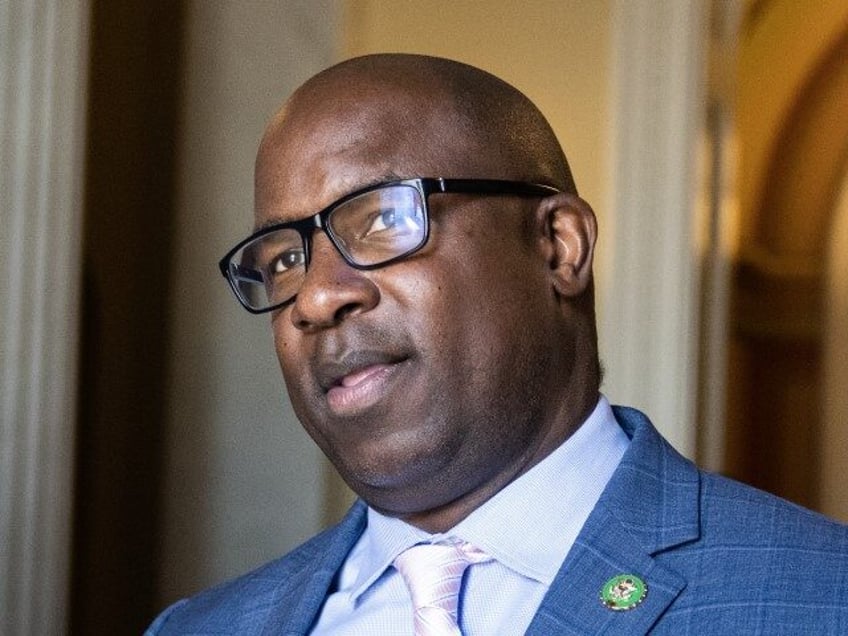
542, 194, 597, 298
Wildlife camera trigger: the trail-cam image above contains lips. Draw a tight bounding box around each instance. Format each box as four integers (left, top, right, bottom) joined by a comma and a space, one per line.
314, 349, 410, 416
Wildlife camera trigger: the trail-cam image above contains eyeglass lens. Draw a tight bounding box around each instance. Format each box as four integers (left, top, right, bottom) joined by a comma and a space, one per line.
228, 184, 427, 310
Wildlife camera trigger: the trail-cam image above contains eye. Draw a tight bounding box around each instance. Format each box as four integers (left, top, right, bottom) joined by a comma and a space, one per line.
364, 205, 423, 238
366, 208, 398, 235
268, 248, 305, 274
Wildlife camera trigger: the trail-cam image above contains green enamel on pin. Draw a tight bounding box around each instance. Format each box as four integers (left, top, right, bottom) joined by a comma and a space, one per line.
600, 574, 648, 611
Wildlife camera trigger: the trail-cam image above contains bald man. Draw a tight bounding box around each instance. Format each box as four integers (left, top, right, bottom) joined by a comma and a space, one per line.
147, 55, 848, 635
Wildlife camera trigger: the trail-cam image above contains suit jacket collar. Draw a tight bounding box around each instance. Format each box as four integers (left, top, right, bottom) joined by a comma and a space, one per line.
525, 406, 700, 634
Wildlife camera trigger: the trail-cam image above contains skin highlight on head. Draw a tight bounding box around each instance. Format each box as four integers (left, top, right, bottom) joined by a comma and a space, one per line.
254, 54, 601, 532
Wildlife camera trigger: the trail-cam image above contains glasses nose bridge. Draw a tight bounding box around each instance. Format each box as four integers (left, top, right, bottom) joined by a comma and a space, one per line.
299, 211, 331, 270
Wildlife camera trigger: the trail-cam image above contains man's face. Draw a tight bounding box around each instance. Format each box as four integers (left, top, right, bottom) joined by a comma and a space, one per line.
255, 85, 573, 525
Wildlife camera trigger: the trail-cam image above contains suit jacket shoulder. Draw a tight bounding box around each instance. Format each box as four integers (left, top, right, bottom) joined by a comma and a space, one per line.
525, 406, 848, 635
145, 501, 367, 635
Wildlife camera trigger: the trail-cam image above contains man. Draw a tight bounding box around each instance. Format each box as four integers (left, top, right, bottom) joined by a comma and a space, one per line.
148, 54, 848, 634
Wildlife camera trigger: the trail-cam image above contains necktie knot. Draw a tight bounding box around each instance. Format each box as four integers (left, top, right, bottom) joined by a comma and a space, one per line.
393, 540, 490, 636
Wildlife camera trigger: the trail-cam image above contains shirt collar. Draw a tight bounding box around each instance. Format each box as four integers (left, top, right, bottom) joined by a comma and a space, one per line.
347, 395, 629, 600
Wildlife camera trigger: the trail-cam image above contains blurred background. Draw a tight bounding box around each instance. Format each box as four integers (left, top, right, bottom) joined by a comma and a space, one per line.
2, 0, 847, 633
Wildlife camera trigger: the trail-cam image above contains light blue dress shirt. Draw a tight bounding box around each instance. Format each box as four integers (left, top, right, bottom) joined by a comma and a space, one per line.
311, 395, 629, 635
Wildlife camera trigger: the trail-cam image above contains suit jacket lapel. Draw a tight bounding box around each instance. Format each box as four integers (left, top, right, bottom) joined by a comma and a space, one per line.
260, 501, 368, 635
526, 407, 700, 635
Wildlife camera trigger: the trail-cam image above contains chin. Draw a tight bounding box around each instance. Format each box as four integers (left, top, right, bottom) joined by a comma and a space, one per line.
339, 444, 453, 498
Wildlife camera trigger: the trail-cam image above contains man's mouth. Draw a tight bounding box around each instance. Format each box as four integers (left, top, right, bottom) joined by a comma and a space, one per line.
316, 351, 410, 416
326, 362, 406, 415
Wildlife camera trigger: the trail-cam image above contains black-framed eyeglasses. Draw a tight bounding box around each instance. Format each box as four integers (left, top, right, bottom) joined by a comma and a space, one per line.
219, 177, 559, 313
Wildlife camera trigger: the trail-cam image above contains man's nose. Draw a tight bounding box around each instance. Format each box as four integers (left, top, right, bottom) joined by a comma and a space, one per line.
289, 232, 380, 331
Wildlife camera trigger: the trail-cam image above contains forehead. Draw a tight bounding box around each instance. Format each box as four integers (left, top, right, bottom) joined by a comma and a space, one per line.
254, 82, 488, 225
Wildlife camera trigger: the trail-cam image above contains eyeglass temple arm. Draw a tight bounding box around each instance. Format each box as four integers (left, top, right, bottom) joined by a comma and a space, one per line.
434, 178, 559, 197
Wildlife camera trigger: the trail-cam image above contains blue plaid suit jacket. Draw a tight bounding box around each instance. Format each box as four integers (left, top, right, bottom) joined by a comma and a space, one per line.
147, 407, 848, 634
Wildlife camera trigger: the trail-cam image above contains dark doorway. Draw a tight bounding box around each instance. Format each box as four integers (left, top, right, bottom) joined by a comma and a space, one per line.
71, 2, 185, 633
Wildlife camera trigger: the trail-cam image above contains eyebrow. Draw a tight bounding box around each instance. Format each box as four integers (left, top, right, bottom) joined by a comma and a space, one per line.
253, 216, 289, 233
252, 171, 407, 233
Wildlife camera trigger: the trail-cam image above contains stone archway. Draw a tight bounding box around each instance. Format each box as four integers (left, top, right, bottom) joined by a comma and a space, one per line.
725, 4, 848, 510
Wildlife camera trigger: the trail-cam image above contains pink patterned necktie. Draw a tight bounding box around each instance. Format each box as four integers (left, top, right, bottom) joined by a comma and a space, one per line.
393, 540, 491, 636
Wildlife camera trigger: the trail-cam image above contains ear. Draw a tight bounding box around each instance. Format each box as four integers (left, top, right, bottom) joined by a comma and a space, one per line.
538, 193, 597, 298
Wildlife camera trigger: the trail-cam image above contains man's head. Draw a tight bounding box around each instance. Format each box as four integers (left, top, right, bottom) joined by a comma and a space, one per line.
250, 54, 600, 531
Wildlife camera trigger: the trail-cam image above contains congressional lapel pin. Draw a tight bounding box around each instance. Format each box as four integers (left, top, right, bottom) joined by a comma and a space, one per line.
600, 574, 647, 611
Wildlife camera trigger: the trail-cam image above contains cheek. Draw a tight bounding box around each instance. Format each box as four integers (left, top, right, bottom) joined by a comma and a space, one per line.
406, 262, 541, 373
270, 314, 304, 388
